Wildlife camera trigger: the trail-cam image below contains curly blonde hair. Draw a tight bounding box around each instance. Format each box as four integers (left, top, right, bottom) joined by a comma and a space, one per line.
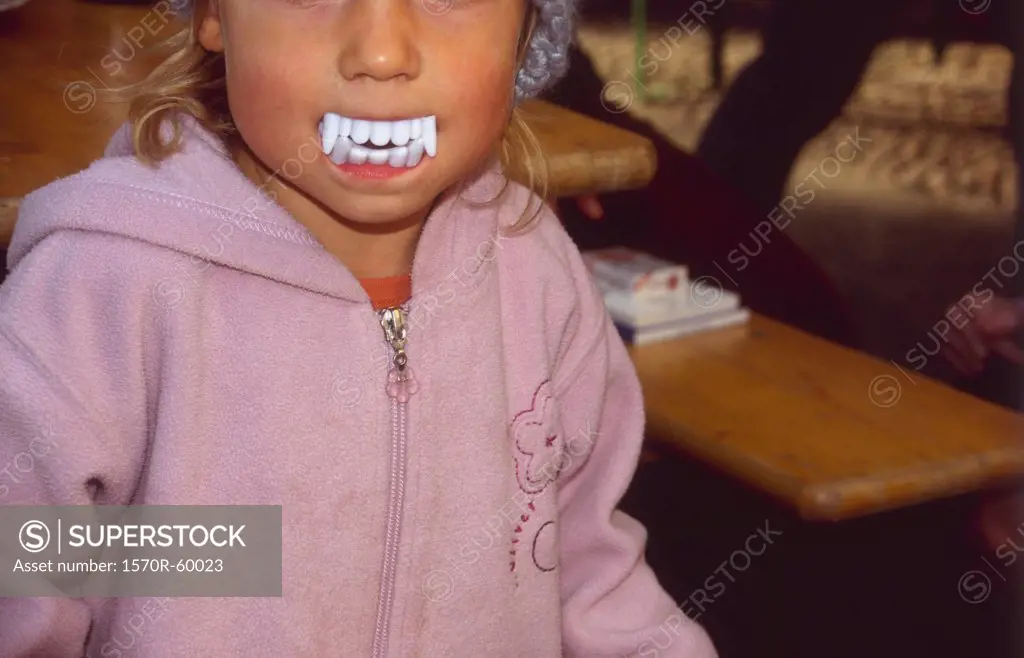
122, 8, 549, 231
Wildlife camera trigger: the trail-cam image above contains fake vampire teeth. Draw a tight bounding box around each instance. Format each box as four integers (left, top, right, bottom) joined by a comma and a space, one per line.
319, 113, 437, 167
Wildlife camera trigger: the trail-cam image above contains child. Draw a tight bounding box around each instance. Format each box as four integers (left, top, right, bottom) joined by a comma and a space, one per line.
0, 1, 716, 656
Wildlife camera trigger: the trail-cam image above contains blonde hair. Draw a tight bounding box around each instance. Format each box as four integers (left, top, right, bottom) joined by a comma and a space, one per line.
121, 9, 549, 232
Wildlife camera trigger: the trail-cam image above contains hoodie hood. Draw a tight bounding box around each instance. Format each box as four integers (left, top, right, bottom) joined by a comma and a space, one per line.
9, 115, 515, 303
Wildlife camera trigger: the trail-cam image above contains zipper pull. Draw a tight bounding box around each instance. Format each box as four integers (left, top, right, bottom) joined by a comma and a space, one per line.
380, 307, 418, 402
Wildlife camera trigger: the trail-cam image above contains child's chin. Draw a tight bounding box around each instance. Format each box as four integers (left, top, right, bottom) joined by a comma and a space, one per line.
330, 197, 433, 228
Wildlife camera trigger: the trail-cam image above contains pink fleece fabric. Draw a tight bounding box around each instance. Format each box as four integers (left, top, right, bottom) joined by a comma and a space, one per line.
0, 118, 717, 658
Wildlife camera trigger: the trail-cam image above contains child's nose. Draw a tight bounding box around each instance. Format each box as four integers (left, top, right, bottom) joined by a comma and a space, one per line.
337, 0, 422, 85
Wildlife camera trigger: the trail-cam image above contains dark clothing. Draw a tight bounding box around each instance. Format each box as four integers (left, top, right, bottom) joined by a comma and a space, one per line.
545, 43, 856, 347
698, 0, 1019, 219
695, 0, 1023, 411
621, 453, 1022, 658
553, 4, 1022, 657
696, 0, 901, 213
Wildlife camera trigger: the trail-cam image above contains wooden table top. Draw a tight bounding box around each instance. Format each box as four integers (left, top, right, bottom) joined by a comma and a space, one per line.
0, 0, 655, 246
508, 102, 657, 198
631, 313, 1024, 521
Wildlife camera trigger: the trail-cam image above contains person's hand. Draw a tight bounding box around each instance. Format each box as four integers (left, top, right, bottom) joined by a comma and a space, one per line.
942, 294, 1024, 376
976, 490, 1024, 552
574, 195, 604, 221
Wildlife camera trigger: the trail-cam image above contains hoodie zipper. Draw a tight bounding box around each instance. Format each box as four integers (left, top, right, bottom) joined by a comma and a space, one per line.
372, 305, 417, 658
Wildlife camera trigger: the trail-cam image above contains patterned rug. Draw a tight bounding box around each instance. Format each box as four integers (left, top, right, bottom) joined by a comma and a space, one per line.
578, 23, 1017, 380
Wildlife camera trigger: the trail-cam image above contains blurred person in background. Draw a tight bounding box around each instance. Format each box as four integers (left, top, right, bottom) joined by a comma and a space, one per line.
943, 294, 1024, 379
551, 0, 1020, 350
551, 1, 1022, 655
545, 22, 857, 346
694, 0, 901, 215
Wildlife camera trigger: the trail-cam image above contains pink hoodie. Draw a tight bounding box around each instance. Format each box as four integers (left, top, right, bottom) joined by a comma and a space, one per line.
0, 118, 717, 658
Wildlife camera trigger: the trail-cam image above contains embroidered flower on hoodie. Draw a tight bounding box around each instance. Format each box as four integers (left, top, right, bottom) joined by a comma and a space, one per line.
511, 380, 565, 496
509, 380, 565, 577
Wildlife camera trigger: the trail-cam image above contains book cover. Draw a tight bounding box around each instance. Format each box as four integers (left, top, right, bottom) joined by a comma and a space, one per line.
615, 308, 751, 346
604, 286, 742, 327
582, 247, 689, 298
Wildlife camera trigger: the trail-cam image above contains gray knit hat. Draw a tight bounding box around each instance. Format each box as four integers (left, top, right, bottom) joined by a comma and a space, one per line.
513, 0, 576, 101
172, 0, 575, 102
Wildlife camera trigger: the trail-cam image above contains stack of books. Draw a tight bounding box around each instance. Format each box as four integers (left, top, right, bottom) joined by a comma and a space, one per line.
582, 247, 750, 345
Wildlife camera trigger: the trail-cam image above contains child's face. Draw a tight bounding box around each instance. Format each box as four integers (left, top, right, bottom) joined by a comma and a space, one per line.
199, 0, 527, 226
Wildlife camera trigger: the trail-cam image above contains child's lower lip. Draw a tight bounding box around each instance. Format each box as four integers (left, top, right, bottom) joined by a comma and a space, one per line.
335, 161, 422, 179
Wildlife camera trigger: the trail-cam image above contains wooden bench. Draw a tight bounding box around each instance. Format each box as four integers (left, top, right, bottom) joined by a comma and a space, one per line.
511, 101, 657, 198
0, 99, 656, 247
631, 313, 1024, 521
0, 199, 15, 248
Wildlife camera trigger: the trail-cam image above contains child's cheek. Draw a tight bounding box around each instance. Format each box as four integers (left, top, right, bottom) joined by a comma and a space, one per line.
227, 52, 318, 150
227, 71, 281, 146
451, 57, 517, 141
229, 46, 306, 112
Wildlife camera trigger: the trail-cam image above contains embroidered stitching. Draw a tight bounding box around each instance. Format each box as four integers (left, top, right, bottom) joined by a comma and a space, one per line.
509, 380, 564, 578
512, 380, 564, 496
531, 521, 557, 573
90, 179, 322, 247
